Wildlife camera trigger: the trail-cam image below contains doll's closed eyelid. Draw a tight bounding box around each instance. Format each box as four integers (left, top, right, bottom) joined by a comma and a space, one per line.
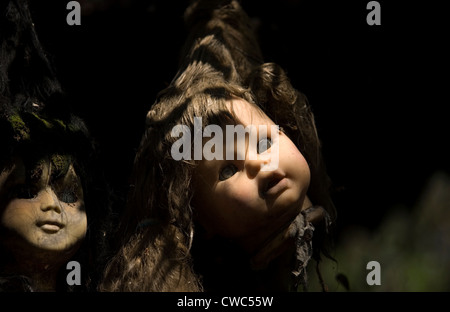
13, 184, 39, 199
54, 176, 82, 203
57, 188, 79, 204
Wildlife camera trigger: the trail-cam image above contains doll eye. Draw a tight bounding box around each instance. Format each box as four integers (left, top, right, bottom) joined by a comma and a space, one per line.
58, 189, 78, 204
219, 164, 238, 181
14, 185, 38, 199
257, 138, 272, 154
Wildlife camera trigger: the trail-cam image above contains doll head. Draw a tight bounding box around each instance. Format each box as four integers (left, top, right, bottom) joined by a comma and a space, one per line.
191, 96, 311, 251
0, 104, 103, 291
106, 61, 334, 291
0, 0, 111, 291
0, 152, 86, 253
100, 0, 335, 292
0, 155, 86, 278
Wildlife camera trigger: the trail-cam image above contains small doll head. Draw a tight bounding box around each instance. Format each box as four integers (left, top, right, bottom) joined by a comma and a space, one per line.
0, 0, 111, 291
0, 153, 86, 263
0, 103, 103, 291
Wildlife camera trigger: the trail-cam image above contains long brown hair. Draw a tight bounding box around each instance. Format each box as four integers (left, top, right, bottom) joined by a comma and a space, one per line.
99, 0, 335, 292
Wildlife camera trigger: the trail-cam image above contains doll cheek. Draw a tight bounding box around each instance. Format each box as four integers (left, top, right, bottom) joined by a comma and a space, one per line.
222, 181, 257, 206
1, 200, 35, 227
63, 203, 87, 225
69, 219, 88, 240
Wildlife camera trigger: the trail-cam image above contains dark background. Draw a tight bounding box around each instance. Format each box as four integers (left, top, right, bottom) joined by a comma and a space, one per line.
29, 0, 449, 240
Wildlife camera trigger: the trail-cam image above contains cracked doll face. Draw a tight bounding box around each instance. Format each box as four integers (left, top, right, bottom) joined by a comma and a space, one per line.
0, 157, 87, 263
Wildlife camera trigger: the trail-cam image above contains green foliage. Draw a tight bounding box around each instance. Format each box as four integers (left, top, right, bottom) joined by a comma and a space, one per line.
8, 113, 30, 141
307, 172, 450, 292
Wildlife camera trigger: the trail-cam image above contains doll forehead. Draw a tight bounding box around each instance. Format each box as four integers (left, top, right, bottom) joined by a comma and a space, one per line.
226, 98, 275, 127
0, 154, 75, 185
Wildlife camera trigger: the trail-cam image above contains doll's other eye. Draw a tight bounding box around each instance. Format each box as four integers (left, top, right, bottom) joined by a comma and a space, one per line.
58, 189, 78, 204
257, 138, 272, 154
219, 164, 238, 181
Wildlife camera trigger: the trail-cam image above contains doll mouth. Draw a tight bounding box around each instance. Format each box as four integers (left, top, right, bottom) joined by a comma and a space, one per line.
36, 220, 65, 233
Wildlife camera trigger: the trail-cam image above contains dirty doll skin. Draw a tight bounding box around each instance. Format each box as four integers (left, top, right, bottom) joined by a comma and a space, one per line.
0, 156, 86, 291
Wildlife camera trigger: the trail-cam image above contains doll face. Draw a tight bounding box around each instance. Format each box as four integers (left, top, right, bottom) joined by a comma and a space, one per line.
0, 157, 87, 262
193, 98, 311, 254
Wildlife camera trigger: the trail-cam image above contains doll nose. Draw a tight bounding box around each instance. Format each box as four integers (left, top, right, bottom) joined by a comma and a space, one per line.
245, 155, 270, 179
39, 186, 62, 213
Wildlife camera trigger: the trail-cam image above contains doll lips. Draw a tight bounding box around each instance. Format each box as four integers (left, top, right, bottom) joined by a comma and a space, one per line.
36, 220, 65, 233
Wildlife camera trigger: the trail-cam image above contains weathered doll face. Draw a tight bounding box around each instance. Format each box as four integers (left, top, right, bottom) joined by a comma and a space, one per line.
193, 98, 311, 255
0, 157, 87, 263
